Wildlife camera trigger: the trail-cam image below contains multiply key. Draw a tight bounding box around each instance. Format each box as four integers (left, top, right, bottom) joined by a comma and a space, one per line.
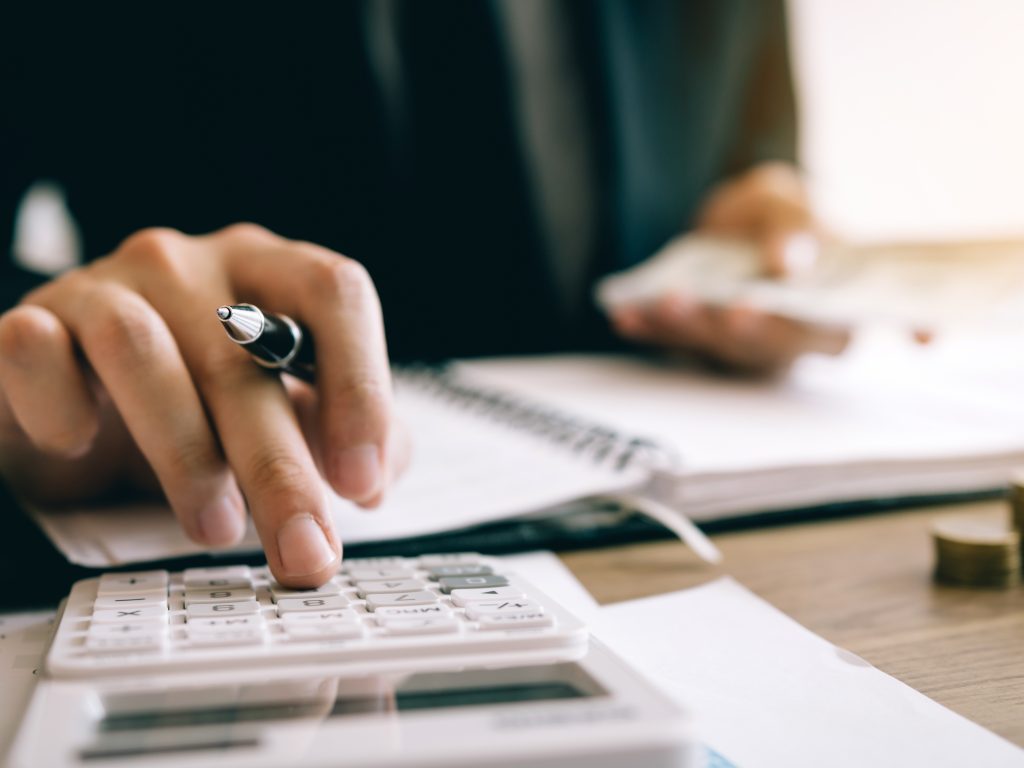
437, 575, 509, 594
92, 605, 166, 624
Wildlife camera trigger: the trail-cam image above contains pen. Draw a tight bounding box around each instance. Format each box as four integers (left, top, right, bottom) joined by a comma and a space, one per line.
216, 303, 315, 383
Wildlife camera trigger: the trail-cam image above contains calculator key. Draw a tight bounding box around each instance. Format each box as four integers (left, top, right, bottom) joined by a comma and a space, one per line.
355, 579, 426, 597
465, 600, 541, 618
94, 594, 168, 610
186, 601, 260, 619
269, 581, 343, 601
373, 604, 452, 619
187, 615, 264, 632
86, 628, 166, 653
377, 616, 459, 635
187, 629, 264, 646
182, 566, 252, 590
417, 553, 480, 569
475, 612, 554, 630
437, 575, 509, 594
284, 623, 363, 641
342, 557, 406, 572
275, 596, 349, 614
449, 586, 526, 607
364, 591, 438, 611
347, 568, 414, 582
281, 609, 358, 625
427, 564, 493, 580
91, 605, 167, 624
88, 622, 164, 638
184, 587, 257, 605
97, 571, 168, 596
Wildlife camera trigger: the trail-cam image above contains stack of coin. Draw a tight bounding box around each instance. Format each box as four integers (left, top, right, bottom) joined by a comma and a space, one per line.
932, 516, 1020, 589
1011, 471, 1024, 535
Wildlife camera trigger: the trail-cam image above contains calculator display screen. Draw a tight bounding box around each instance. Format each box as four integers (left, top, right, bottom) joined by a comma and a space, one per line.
97, 662, 605, 736
394, 680, 586, 711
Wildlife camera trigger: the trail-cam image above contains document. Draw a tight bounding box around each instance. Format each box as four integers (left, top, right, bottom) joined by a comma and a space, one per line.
592, 579, 1024, 768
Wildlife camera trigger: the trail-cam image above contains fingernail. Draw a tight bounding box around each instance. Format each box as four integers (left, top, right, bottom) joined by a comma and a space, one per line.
198, 493, 245, 546
277, 515, 336, 577
782, 233, 819, 275
332, 443, 381, 501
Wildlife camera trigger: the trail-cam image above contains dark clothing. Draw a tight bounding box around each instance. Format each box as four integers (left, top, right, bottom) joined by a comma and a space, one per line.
0, 0, 796, 361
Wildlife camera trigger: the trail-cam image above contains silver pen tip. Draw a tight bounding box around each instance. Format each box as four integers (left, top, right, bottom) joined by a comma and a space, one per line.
216, 306, 232, 321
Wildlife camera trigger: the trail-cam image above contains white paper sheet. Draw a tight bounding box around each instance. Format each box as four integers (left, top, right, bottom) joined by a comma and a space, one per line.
592, 578, 1024, 768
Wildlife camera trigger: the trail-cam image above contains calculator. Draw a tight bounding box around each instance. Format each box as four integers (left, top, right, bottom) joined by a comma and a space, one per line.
8, 553, 696, 768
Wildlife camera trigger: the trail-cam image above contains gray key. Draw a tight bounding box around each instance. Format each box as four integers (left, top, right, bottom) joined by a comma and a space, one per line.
417, 553, 480, 569
364, 591, 438, 611
437, 575, 509, 594
428, 565, 493, 580
347, 567, 414, 582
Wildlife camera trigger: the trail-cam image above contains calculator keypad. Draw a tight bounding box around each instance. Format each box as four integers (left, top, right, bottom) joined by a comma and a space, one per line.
48, 553, 579, 678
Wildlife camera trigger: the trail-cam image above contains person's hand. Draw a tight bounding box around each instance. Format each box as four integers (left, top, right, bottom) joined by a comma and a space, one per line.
610, 162, 849, 373
0, 224, 409, 587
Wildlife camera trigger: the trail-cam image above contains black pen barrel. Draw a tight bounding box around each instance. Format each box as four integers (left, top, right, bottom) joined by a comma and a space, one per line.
247, 312, 316, 382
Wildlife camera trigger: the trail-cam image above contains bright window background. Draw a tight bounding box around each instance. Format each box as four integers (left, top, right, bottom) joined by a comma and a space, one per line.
790, 0, 1024, 243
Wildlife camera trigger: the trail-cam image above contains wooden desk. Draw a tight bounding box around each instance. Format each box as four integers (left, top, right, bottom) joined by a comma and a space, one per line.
560, 499, 1024, 746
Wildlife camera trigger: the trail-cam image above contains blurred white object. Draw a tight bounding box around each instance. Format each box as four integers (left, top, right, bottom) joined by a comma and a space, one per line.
596, 234, 1024, 331
11, 181, 82, 276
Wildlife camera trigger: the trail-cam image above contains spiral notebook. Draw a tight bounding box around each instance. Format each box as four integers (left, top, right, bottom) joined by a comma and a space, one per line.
32, 364, 692, 568
32, 332, 1024, 568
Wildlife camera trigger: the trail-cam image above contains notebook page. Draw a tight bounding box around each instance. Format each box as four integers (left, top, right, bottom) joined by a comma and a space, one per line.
32, 373, 646, 568
455, 329, 1024, 475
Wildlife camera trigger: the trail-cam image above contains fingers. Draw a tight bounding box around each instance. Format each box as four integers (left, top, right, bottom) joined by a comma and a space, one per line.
0, 305, 98, 457
27, 280, 246, 547
107, 227, 341, 586
8, 223, 389, 587
222, 231, 393, 506
612, 294, 849, 374
695, 162, 819, 278
191, 357, 341, 587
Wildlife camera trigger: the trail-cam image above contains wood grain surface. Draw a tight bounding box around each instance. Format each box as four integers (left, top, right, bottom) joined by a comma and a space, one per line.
560, 499, 1024, 746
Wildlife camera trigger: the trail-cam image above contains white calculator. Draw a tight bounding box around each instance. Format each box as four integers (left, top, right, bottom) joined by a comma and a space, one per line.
9, 553, 696, 768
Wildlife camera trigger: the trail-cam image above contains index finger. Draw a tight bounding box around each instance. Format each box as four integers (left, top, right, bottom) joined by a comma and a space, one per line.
220, 227, 393, 506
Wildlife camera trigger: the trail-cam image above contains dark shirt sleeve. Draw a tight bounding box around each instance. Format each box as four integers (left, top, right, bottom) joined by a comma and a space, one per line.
724, 0, 800, 173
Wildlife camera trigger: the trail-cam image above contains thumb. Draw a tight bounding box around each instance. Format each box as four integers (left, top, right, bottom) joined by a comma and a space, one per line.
760, 229, 820, 279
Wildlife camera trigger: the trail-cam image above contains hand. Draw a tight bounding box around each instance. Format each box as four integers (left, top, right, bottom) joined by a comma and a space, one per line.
0, 224, 409, 587
610, 162, 849, 373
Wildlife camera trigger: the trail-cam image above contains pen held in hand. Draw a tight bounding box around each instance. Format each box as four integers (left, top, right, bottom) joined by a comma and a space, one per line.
216, 303, 316, 383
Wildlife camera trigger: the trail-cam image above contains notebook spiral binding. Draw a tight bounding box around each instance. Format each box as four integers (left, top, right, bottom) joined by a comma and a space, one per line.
396, 365, 679, 473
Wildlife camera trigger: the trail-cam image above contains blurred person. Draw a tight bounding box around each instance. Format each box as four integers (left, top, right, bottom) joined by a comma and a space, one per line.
0, 1, 836, 586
